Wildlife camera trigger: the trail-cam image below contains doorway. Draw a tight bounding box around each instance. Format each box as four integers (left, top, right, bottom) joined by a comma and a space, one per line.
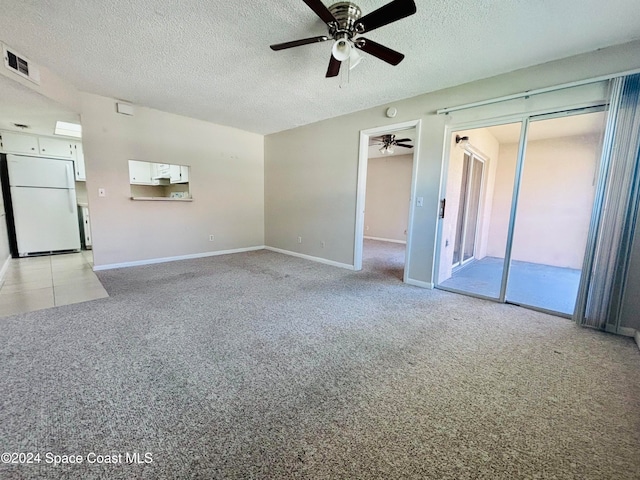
452, 151, 485, 268
437, 109, 607, 316
355, 120, 421, 282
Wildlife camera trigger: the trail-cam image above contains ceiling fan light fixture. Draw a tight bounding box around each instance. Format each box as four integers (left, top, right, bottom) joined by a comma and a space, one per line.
332, 36, 352, 62
349, 47, 363, 70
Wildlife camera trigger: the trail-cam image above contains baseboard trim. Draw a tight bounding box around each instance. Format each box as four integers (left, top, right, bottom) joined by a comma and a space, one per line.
618, 327, 640, 350
264, 246, 355, 270
618, 327, 637, 338
93, 246, 266, 271
405, 278, 434, 289
0, 254, 11, 285
364, 236, 406, 245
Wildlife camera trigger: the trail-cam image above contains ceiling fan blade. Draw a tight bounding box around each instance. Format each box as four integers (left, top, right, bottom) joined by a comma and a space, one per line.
355, 38, 405, 66
395, 143, 413, 148
326, 55, 341, 77
303, 0, 338, 24
394, 138, 411, 143
355, 0, 417, 34
270, 36, 330, 51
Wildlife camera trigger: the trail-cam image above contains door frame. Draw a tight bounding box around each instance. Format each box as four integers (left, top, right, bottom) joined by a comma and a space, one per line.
434, 105, 607, 317
452, 151, 487, 270
354, 119, 422, 283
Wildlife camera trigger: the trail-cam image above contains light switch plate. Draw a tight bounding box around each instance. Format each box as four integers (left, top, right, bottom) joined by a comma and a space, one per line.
98, 188, 106, 197
417, 196, 424, 207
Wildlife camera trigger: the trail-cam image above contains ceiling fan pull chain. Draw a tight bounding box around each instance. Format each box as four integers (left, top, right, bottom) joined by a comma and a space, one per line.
339, 59, 350, 88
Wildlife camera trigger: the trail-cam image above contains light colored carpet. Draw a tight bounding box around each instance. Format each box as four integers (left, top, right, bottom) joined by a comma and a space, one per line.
0, 240, 638, 479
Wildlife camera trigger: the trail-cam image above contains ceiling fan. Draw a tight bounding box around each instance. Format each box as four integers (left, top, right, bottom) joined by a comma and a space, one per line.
370, 134, 413, 154
270, 0, 417, 77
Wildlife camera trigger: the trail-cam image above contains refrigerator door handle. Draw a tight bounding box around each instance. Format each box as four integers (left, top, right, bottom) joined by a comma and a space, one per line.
68, 188, 75, 213
66, 163, 75, 212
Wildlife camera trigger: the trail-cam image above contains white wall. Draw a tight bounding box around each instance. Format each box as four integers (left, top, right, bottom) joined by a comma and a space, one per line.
364, 154, 413, 242
265, 40, 640, 283
486, 135, 599, 268
80, 93, 264, 268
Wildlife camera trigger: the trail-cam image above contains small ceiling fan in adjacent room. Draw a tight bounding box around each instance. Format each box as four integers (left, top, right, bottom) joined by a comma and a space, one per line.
270, 0, 417, 77
370, 134, 413, 154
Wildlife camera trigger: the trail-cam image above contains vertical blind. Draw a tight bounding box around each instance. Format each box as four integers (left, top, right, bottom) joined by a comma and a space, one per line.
577, 74, 640, 330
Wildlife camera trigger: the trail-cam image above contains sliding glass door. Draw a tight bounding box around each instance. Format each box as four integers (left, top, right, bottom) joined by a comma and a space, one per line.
437, 123, 521, 299
505, 111, 606, 315
452, 152, 484, 268
437, 109, 607, 316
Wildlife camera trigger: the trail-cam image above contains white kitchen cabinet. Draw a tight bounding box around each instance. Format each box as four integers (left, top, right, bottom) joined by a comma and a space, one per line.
129, 160, 152, 184
169, 164, 189, 184
155, 163, 171, 179
72, 142, 86, 181
0, 131, 39, 155
38, 136, 73, 158
0, 130, 74, 159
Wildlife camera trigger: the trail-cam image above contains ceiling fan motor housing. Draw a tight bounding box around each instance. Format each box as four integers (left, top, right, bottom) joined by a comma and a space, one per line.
328, 2, 363, 39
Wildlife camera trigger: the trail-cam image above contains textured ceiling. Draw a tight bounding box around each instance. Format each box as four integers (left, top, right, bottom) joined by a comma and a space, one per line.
0, 0, 639, 134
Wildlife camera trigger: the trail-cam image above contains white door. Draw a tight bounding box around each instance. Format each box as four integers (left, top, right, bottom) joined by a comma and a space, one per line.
7, 155, 75, 188
10, 186, 80, 255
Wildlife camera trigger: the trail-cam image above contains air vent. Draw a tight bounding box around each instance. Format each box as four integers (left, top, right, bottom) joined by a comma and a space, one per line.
2, 43, 40, 85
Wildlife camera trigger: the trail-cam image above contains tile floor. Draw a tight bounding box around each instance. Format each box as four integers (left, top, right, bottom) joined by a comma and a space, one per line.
439, 256, 581, 315
0, 250, 108, 317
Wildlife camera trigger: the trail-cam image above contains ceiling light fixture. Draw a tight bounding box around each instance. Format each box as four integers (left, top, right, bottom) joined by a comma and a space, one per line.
379, 144, 395, 155
348, 47, 363, 70
332, 35, 352, 62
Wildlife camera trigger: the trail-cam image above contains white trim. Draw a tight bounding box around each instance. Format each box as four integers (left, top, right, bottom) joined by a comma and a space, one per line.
93, 246, 265, 271
436, 68, 640, 115
364, 236, 406, 244
265, 246, 355, 270
617, 326, 637, 338
0, 254, 11, 284
405, 278, 434, 289
355, 119, 422, 283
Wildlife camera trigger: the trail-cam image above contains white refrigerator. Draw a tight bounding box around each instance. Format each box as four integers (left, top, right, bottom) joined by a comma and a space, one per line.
3, 154, 80, 256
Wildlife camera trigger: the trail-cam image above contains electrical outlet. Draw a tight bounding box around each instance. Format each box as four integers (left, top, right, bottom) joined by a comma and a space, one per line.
321, 241, 325, 248
209, 235, 215, 241
365, 225, 369, 231
297, 236, 302, 244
